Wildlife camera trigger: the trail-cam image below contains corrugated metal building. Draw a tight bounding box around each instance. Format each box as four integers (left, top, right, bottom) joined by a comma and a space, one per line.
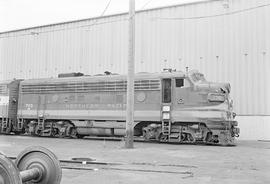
0, 0, 269, 139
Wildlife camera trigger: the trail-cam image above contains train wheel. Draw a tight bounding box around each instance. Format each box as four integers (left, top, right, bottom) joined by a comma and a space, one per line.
5, 127, 11, 134
69, 128, 77, 138
3, 124, 12, 134
142, 129, 151, 141
76, 134, 85, 139
34, 127, 42, 136
155, 132, 162, 141
159, 134, 168, 142
51, 128, 58, 137
205, 132, 213, 143
14, 131, 22, 135
59, 130, 66, 138
187, 133, 195, 143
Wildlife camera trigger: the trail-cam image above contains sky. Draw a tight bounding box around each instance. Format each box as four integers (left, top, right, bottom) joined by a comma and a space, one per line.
0, 0, 204, 32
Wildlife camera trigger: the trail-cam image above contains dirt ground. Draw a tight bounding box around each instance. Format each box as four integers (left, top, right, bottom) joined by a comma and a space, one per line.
0, 135, 269, 184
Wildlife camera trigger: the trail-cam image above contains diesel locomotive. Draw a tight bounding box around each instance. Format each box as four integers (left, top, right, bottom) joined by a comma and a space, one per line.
0, 70, 239, 145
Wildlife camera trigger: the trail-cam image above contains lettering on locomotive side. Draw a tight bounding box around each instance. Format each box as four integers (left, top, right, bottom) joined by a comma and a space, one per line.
107, 104, 127, 108
25, 104, 34, 110
65, 103, 127, 109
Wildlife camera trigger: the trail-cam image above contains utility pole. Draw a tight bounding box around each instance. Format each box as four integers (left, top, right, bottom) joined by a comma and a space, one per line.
125, 0, 135, 148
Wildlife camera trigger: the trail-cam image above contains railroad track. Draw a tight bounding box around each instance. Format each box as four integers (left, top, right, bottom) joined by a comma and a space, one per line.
1, 133, 210, 146
1, 145, 198, 183
8, 156, 196, 178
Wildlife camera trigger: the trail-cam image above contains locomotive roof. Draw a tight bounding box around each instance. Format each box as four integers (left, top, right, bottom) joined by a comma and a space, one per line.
21, 70, 195, 84
0, 80, 11, 85
0, 79, 20, 85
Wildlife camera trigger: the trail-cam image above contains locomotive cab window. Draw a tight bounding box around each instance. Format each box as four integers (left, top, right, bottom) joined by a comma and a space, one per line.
175, 78, 184, 88
162, 79, 171, 103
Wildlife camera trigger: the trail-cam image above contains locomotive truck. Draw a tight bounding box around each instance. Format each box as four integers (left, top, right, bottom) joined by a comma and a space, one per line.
0, 70, 239, 145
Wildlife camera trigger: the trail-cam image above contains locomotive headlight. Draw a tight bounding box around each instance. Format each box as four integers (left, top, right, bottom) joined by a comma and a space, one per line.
208, 93, 225, 102
162, 113, 170, 120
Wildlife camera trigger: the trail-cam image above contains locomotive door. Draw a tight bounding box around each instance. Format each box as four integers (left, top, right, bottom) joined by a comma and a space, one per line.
161, 78, 172, 136
162, 79, 172, 104
37, 95, 47, 118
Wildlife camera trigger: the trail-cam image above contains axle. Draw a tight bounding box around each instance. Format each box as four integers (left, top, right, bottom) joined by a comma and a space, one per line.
20, 167, 42, 182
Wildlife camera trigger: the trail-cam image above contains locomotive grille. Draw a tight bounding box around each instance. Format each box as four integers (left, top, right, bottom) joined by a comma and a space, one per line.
21, 79, 160, 94
0, 85, 8, 94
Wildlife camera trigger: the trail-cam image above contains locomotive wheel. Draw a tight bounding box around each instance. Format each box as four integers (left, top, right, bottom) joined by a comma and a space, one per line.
159, 134, 168, 142
0, 154, 22, 184
0, 124, 12, 134
142, 129, 151, 141
15, 146, 62, 184
76, 134, 85, 139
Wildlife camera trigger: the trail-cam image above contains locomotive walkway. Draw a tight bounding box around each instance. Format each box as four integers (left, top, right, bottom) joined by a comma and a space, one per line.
0, 135, 269, 184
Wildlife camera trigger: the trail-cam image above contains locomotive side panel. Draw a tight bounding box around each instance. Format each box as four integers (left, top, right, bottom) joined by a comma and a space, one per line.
18, 90, 161, 121
7, 80, 21, 121
0, 82, 9, 119
0, 80, 21, 133
17, 76, 163, 137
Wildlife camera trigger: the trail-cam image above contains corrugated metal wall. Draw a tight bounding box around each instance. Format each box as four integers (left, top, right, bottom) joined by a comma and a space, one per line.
0, 0, 269, 115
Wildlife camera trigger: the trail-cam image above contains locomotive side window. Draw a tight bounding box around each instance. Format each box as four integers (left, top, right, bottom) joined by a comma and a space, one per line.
162, 79, 171, 103
175, 78, 184, 88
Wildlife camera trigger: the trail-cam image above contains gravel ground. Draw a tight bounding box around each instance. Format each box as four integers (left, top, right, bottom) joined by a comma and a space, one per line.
0, 135, 269, 184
